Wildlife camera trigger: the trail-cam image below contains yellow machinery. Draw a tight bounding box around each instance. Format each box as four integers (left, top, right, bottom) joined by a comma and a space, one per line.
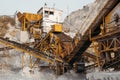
17, 11, 73, 74
52, 24, 62, 32
34, 24, 73, 60
17, 12, 42, 39
34, 24, 74, 74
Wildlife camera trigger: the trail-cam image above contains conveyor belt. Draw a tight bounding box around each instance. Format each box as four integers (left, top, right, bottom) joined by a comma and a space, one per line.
0, 37, 63, 64
64, 0, 119, 66
0, 47, 12, 51
0, 42, 34, 51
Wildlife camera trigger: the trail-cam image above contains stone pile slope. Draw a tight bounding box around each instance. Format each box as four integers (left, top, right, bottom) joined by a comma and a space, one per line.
0, 16, 15, 37
63, 0, 107, 35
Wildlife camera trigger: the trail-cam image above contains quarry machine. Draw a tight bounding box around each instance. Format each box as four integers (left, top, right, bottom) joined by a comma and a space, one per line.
0, 0, 119, 75
17, 12, 42, 39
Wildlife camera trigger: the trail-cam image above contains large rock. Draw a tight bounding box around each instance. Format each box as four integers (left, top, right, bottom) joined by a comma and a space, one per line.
63, 0, 108, 36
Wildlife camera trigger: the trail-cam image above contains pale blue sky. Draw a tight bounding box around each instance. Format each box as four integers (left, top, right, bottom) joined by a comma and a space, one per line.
0, 0, 95, 19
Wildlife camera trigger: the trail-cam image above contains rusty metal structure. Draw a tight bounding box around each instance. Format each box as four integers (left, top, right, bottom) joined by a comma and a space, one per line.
0, 0, 119, 75
90, 2, 120, 70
